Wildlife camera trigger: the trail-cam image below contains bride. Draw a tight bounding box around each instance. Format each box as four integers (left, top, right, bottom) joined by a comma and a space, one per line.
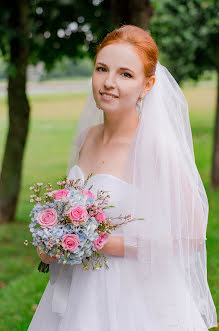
28, 25, 217, 330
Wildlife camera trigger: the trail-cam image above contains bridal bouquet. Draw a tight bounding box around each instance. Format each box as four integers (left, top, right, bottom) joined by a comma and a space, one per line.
25, 172, 143, 273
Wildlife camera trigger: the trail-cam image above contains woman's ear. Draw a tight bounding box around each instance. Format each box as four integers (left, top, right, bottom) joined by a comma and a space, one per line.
142, 75, 156, 97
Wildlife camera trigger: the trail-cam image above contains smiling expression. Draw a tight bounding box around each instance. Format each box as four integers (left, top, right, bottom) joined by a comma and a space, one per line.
92, 43, 152, 116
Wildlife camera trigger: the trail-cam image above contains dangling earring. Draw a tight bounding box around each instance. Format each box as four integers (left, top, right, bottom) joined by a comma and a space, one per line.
136, 96, 143, 117
96, 102, 101, 110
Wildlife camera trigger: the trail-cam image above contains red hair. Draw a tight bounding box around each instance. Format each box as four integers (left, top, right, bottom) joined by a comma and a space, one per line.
94, 25, 158, 78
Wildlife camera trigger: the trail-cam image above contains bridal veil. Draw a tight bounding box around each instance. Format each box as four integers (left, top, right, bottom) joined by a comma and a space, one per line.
65, 61, 217, 328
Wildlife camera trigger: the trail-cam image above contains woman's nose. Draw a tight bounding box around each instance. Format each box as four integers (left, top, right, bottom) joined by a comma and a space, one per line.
104, 74, 116, 88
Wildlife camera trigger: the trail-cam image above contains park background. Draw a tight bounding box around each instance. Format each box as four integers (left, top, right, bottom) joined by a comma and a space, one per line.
0, 0, 218, 330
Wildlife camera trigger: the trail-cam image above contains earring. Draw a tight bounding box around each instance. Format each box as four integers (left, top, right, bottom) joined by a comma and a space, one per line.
136, 96, 143, 117
96, 103, 102, 110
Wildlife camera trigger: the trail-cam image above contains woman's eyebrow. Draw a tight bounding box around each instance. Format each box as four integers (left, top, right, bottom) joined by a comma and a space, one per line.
96, 62, 135, 73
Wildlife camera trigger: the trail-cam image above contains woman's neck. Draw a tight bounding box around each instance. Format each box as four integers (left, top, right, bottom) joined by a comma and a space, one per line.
102, 111, 139, 145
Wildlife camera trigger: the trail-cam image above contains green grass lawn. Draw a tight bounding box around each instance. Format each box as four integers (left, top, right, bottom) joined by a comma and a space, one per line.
0, 85, 218, 330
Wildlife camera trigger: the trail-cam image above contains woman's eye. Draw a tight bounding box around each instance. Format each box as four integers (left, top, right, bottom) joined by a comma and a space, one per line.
96, 66, 106, 72
122, 72, 132, 78
95, 67, 132, 78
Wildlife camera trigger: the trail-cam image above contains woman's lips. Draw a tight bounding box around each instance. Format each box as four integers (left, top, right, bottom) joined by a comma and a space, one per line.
100, 92, 118, 101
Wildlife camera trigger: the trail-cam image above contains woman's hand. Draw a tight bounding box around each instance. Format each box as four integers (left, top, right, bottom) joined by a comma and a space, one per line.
37, 247, 57, 264
96, 236, 124, 257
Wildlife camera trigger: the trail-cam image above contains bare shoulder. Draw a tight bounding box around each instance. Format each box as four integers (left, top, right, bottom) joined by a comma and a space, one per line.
88, 123, 103, 135
79, 123, 102, 153
86, 123, 103, 140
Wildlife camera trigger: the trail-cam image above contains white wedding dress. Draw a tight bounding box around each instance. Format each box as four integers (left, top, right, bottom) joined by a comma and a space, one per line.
27, 164, 210, 331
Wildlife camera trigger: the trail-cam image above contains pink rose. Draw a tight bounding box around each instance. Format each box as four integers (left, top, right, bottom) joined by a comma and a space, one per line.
66, 206, 89, 226
93, 234, 109, 250
95, 211, 106, 223
62, 234, 80, 252
37, 208, 58, 228
53, 189, 70, 200
81, 188, 95, 199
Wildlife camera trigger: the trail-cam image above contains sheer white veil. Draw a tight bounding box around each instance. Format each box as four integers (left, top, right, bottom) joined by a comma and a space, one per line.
53, 61, 217, 328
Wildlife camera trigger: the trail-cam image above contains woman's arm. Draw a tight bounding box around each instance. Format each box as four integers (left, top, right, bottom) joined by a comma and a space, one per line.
96, 235, 125, 257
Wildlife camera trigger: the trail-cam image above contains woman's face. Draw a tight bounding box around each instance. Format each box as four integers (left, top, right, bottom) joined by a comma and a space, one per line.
92, 43, 155, 115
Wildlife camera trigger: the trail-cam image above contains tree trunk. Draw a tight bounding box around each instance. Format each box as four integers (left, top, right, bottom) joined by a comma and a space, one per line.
0, 0, 30, 223
110, 0, 154, 29
211, 33, 219, 189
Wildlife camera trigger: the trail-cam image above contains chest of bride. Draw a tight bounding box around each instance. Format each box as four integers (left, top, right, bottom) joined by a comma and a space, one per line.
88, 176, 134, 235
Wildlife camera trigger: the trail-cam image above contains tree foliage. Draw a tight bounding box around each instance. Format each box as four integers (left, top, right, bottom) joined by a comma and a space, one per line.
0, 0, 114, 71
150, 0, 218, 82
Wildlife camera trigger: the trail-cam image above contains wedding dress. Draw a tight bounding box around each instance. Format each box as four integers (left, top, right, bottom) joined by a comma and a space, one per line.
27, 164, 210, 331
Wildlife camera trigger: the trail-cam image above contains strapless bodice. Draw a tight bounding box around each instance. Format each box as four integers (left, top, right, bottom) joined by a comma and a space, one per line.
67, 164, 134, 235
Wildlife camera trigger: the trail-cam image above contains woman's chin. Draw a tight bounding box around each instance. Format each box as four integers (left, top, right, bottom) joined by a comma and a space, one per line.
97, 102, 118, 112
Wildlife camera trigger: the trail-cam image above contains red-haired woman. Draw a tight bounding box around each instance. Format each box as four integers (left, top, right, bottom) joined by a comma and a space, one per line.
28, 25, 217, 331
